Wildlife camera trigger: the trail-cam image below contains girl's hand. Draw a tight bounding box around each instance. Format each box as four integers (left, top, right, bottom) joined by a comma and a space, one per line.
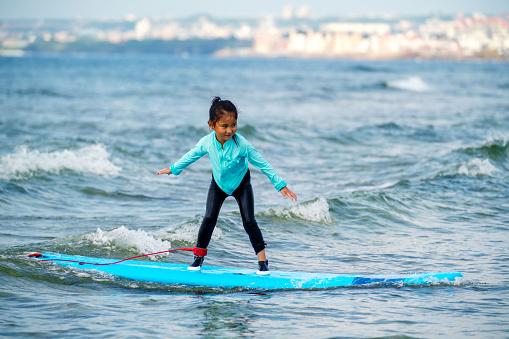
156, 168, 172, 175
280, 186, 297, 201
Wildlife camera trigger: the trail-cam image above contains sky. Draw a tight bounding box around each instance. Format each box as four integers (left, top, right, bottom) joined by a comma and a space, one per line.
0, 0, 507, 20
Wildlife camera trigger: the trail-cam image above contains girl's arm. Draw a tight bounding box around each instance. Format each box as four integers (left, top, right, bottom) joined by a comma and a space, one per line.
245, 141, 297, 201
157, 138, 208, 176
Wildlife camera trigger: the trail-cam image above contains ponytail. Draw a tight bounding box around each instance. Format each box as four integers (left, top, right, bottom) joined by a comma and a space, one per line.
209, 96, 238, 125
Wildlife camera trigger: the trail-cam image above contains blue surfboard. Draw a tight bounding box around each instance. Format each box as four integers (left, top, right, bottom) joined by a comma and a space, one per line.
30, 253, 463, 290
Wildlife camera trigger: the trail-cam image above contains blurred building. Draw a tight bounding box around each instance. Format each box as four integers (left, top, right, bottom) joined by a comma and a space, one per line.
252, 12, 508, 58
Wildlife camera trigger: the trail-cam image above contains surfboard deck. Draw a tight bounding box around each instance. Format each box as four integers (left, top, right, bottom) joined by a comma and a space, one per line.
30, 253, 463, 290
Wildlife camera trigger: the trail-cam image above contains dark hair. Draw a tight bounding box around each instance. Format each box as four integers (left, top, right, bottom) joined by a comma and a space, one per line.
209, 96, 239, 145
209, 96, 238, 125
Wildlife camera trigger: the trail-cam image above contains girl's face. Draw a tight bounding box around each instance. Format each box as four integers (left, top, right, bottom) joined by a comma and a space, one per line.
209, 112, 237, 146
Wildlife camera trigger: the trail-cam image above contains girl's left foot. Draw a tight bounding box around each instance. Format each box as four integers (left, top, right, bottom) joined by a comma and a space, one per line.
188, 255, 204, 271
257, 260, 270, 275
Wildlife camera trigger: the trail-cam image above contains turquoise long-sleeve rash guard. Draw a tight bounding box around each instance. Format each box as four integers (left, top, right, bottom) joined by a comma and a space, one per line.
170, 132, 287, 195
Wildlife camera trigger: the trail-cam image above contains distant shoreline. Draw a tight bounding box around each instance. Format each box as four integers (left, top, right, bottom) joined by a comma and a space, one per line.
2, 47, 507, 62
2, 13, 508, 62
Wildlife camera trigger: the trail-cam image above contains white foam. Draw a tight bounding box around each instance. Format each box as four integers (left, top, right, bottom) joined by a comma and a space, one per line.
155, 220, 222, 243
386, 76, 431, 92
262, 196, 332, 224
83, 226, 172, 258
0, 144, 122, 180
486, 130, 509, 147
458, 158, 499, 177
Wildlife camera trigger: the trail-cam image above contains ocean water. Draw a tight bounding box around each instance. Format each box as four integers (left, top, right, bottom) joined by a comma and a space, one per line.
1, 53, 508, 338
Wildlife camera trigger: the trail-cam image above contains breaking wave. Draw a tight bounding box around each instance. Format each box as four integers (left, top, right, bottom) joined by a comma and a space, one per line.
82, 226, 171, 257
384, 76, 431, 92
458, 158, 500, 177
69, 222, 222, 259
155, 219, 222, 244
260, 196, 332, 224
454, 131, 509, 177
0, 144, 122, 180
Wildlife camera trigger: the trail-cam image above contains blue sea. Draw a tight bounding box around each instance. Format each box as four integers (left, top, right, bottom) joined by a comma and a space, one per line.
1, 53, 508, 338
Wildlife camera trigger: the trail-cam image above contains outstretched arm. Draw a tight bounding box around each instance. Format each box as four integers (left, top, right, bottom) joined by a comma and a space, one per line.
244, 139, 297, 201
158, 137, 208, 177
280, 186, 297, 201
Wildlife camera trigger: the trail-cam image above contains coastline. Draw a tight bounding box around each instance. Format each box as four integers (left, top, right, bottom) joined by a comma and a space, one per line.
2, 47, 508, 62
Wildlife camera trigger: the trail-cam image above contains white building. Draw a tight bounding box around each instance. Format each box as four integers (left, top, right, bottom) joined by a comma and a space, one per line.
135, 18, 151, 40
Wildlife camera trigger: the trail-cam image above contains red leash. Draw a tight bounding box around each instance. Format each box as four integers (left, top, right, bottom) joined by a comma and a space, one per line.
28, 246, 207, 266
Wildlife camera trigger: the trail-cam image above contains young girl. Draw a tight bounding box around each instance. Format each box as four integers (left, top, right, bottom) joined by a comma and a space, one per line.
157, 97, 297, 275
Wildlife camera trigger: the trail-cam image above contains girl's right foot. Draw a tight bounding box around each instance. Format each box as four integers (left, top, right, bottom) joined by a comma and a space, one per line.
256, 260, 270, 275
188, 255, 204, 271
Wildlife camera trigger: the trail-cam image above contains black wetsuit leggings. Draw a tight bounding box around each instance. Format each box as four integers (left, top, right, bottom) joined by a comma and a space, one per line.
196, 170, 266, 254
